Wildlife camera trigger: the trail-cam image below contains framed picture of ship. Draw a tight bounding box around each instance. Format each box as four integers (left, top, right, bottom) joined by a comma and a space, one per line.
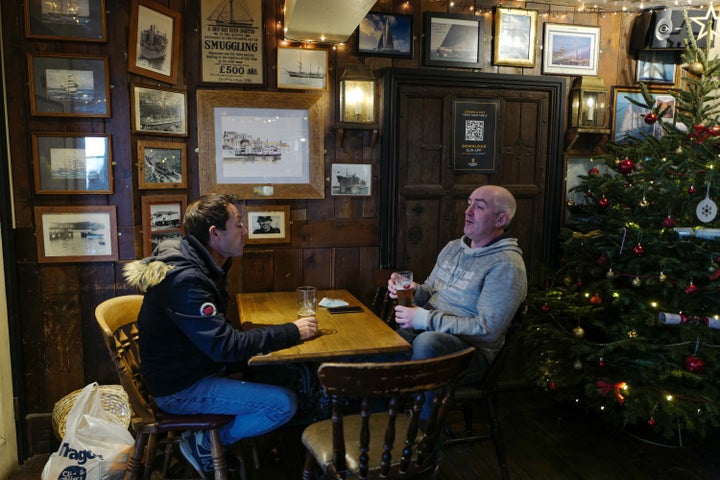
357, 12, 413, 58
34, 205, 118, 263
131, 84, 187, 136
636, 50, 677, 84
245, 204, 291, 245
25, 0, 108, 41
128, 0, 181, 84
277, 47, 328, 90
141, 195, 186, 256
542, 23, 599, 76
331, 163, 372, 196
27, 53, 111, 117
611, 86, 675, 143
32, 133, 113, 194
137, 140, 187, 189
423, 12, 484, 69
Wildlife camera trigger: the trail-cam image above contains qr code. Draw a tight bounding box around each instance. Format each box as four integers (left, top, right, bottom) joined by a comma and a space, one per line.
465, 120, 485, 141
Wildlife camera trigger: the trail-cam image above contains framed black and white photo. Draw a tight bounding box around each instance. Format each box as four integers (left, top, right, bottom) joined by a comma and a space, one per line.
493, 7, 538, 67
357, 12, 413, 58
24, 0, 107, 41
137, 140, 187, 189
245, 204, 291, 244
636, 50, 677, 84
277, 47, 328, 90
131, 84, 187, 136
32, 133, 113, 194
141, 195, 186, 256
28, 53, 111, 117
331, 163, 372, 196
128, 0, 181, 84
542, 23, 600, 76
423, 12, 483, 69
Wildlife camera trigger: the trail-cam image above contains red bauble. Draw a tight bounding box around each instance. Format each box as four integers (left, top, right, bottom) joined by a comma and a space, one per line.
685, 283, 698, 294
648, 417, 656, 426
585, 189, 593, 198
548, 381, 557, 390
590, 294, 603, 305
588, 167, 600, 176
618, 158, 635, 175
689, 185, 696, 194
598, 196, 610, 209
644, 112, 658, 124
633, 244, 645, 256
662, 216, 676, 228
541, 304, 550, 312
685, 354, 705, 373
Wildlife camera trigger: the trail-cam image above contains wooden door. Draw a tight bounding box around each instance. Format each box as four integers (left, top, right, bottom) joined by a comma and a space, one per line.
380, 70, 566, 286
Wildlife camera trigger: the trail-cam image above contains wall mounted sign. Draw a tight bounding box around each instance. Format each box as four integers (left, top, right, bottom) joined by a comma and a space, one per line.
200, 0, 264, 84
452, 99, 499, 172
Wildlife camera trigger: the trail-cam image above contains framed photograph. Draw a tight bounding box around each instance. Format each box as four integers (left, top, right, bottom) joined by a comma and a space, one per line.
245, 205, 291, 245
131, 84, 187, 136
542, 24, 600, 76
636, 50, 677, 84
357, 12, 413, 58
141, 195, 186, 256
423, 12, 483, 69
137, 140, 187, 189
28, 53, 111, 117
331, 163, 372, 196
277, 47, 328, 90
32, 133, 113, 194
24, 0, 107, 41
128, 0, 181, 84
34, 206, 118, 263
493, 7, 538, 67
196, 89, 325, 199
612, 86, 676, 142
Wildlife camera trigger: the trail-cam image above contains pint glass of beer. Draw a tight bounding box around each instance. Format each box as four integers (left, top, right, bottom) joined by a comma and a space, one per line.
394, 271, 413, 307
297, 286, 317, 317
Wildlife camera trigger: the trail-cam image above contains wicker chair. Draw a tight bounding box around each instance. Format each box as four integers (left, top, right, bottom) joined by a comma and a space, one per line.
95, 294, 233, 480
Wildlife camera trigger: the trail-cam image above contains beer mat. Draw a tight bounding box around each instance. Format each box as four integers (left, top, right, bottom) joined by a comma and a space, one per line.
319, 297, 349, 307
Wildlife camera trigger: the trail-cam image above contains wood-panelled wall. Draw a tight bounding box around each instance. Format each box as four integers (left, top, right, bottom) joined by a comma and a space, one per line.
2, 0, 641, 453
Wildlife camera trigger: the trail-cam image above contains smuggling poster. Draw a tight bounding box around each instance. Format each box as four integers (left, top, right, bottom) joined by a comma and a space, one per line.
201, 0, 264, 84
452, 99, 499, 172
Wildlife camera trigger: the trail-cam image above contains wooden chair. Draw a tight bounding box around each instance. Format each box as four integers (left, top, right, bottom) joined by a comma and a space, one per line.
95, 294, 233, 480
443, 303, 528, 480
301, 347, 475, 480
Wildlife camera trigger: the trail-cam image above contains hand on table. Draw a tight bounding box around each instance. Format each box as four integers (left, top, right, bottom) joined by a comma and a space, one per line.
294, 316, 319, 340
394, 305, 417, 330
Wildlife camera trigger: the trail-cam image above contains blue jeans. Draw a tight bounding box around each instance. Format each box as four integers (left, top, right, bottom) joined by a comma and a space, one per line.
153, 373, 297, 445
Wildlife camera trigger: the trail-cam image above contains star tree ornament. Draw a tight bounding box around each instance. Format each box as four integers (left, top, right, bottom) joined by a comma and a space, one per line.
696, 182, 718, 223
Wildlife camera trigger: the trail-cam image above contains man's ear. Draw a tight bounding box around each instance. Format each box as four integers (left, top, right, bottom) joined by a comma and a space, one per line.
497, 212, 510, 228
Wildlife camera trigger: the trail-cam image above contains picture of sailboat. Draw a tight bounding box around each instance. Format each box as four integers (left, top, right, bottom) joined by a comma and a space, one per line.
278, 47, 327, 89
285, 57, 325, 79
40, 0, 90, 26
429, 20, 478, 61
207, 0, 256, 28
375, 16, 399, 53
358, 13, 412, 57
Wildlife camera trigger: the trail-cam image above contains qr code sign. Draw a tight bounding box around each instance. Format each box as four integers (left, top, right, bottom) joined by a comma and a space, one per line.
465, 120, 485, 141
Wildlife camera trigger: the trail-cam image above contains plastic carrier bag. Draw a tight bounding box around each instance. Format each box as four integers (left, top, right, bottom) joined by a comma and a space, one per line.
42, 382, 135, 480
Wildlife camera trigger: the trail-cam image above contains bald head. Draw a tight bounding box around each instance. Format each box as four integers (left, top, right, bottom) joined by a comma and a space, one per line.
475, 185, 517, 224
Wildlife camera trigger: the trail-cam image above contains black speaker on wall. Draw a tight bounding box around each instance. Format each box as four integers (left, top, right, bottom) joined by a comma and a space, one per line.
630, 8, 709, 53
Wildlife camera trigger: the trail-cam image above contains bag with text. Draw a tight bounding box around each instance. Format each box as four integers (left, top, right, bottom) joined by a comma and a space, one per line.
41, 382, 135, 480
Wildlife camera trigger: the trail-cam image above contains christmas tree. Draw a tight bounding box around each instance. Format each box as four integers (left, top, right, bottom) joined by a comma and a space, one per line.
524, 10, 720, 441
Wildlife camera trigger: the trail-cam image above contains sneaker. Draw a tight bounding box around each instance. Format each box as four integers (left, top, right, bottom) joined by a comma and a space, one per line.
179, 431, 214, 479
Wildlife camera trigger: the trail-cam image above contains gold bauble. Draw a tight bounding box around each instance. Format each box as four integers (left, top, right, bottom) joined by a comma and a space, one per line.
688, 62, 704, 76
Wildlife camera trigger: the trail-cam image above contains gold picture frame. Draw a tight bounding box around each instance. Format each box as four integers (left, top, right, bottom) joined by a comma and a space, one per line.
493, 7, 538, 67
196, 89, 325, 199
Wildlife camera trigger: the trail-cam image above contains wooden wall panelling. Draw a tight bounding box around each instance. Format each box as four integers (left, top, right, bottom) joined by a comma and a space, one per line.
80, 264, 119, 386
302, 248, 333, 288
618, 13, 637, 85
17, 263, 44, 412
599, 13, 622, 93
332, 247, 360, 292
241, 250, 275, 293
273, 249, 303, 292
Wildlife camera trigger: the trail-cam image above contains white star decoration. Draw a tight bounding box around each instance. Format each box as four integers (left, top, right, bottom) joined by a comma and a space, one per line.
691, 4, 718, 44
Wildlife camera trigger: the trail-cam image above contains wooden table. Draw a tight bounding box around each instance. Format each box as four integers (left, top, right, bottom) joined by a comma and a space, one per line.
238, 289, 411, 365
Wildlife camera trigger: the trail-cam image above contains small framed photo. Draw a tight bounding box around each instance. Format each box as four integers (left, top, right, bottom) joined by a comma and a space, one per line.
141, 195, 186, 256
24, 0, 107, 41
542, 23, 600, 76
612, 86, 675, 142
128, 0, 181, 84
28, 53, 111, 117
357, 12, 413, 58
423, 12, 483, 69
636, 50, 677, 84
331, 163, 372, 196
493, 7, 538, 67
277, 47, 328, 90
32, 133, 113, 194
245, 205, 291, 245
137, 140, 187, 189
34, 205, 118, 263
131, 84, 187, 136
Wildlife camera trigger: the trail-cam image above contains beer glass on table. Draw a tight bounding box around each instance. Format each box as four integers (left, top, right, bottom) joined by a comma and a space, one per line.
297, 286, 317, 317
394, 271, 413, 307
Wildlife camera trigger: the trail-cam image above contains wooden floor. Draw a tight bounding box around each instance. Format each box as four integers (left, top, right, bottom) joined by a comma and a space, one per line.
13, 387, 720, 480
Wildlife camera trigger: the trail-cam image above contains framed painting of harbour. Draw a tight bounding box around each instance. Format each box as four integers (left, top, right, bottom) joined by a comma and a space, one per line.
24, 0, 107, 41
141, 195, 186, 256
196, 89, 325, 199
636, 50, 677, 84
128, 0, 181, 84
137, 140, 187, 189
32, 133, 113, 194
357, 12, 413, 58
201, 0, 264, 85
423, 12, 483, 69
542, 23, 599, 76
34, 205, 118, 263
27, 53, 111, 117
131, 84, 187, 136
493, 7, 538, 67
331, 163, 371, 196
277, 47, 328, 90
245, 204, 291, 245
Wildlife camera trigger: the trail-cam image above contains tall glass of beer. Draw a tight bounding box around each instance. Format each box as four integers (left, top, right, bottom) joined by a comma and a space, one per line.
394, 271, 413, 307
